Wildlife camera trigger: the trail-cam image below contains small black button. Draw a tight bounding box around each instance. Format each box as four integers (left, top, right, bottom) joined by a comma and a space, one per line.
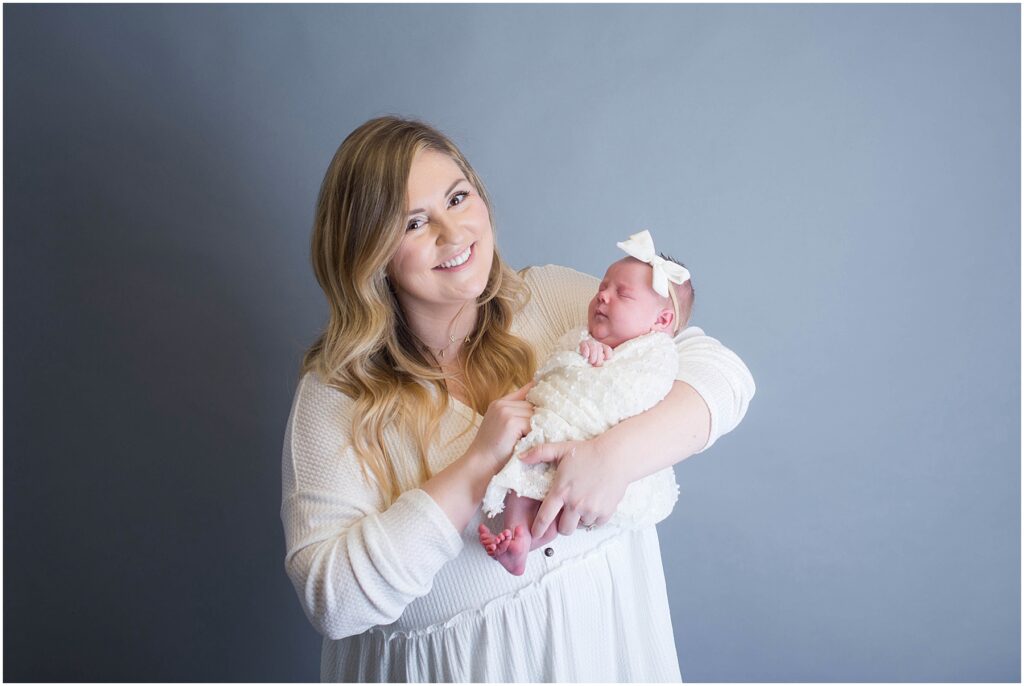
543, 547, 554, 557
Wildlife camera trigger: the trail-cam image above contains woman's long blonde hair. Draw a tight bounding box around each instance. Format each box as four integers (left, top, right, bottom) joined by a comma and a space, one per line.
300, 117, 536, 505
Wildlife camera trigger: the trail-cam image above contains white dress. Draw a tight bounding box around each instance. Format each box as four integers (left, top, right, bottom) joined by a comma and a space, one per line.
280, 265, 756, 682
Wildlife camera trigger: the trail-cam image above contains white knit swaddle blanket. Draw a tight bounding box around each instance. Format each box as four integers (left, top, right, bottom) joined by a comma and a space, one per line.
482, 326, 681, 528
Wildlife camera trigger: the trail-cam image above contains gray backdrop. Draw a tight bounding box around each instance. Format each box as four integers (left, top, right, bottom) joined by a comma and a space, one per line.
4, 3, 1019, 682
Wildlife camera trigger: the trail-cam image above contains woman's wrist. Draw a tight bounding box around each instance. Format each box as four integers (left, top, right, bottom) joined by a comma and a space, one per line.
463, 438, 503, 473
589, 432, 643, 484
464, 443, 507, 486
420, 444, 503, 531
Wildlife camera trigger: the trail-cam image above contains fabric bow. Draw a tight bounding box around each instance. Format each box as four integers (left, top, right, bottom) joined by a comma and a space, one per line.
616, 230, 690, 297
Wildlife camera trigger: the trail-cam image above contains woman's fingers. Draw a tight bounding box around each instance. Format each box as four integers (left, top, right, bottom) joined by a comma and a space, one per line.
519, 441, 575, 464
504, 380, 536, 401
531, 491, 564, 539
502, 404, 534, 418
557, 507, 581, 536
578, 510, 607, 528
472, 382, 539, 465
525, 439, 623, 536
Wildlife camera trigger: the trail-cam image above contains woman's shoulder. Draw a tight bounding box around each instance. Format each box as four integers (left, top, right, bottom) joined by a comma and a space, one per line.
519, 263, 599, 292
673, 324, 707, 344
294, 369, 357, 413
286, 370, 360, 447
516, 263, 598, 318
513, 264, 598, 350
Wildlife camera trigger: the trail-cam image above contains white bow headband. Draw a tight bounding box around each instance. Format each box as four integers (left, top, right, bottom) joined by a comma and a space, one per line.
616, 230, 691, 298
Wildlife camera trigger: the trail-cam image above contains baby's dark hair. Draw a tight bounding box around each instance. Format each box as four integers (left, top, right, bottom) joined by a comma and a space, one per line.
658, 252, 695, 331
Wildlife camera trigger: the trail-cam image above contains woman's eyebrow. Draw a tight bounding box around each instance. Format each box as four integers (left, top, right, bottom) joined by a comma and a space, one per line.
407, 177, 467, 215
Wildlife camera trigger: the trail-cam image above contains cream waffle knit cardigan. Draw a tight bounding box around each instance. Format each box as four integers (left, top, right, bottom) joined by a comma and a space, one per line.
281, 265, 755, 682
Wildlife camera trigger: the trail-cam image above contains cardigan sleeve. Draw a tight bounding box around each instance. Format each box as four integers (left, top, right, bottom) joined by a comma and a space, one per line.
673, 326, 756, 452
523, 264, 755, 451
280, 373, 464, 640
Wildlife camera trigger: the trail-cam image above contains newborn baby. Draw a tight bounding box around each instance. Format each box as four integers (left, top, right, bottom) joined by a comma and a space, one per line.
478, 231, 694, 575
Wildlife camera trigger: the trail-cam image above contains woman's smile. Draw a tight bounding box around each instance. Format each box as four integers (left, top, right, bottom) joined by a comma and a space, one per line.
434, 242, 475, 271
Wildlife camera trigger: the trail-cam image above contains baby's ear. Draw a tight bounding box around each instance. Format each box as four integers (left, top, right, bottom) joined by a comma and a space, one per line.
652, 308, 675, 332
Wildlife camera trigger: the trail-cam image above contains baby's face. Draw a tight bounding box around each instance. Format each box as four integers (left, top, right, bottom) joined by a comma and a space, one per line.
587, 258, 674, 349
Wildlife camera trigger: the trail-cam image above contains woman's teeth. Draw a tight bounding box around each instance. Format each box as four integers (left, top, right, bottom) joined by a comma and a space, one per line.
436, 245, 472, 269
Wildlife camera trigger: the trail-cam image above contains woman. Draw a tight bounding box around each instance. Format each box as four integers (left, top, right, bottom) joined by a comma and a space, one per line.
281, 116, 755, 682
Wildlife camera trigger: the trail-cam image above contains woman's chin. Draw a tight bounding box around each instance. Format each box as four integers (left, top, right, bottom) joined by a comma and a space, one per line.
443, 276, 489, 304
464, 268, 493, 301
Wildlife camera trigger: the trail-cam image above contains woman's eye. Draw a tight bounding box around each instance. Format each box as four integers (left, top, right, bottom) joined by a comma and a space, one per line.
407, 218, 425, 231
449, 191, 469, 207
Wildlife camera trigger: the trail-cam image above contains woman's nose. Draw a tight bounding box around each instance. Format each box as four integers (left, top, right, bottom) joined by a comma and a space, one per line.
433, 214, 465, 244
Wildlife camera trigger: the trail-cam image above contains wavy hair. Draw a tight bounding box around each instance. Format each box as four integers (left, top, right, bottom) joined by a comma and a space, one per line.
300, 117, 536, 505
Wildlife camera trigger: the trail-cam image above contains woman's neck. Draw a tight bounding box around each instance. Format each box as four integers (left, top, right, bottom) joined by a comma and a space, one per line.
401, 299, 479, 362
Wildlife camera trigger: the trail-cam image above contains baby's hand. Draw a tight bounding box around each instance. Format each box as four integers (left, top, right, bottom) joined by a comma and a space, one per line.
578, 338, 614, 367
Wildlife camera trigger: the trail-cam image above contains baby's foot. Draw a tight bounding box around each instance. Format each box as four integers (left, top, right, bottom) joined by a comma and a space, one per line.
477, 524, 513, 557
491, 525, 531, 576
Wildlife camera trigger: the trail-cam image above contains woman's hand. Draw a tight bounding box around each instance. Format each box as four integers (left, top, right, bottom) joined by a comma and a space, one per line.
422, 381, 536, 532
518, 439, 631, 537
468, 381, 536, 470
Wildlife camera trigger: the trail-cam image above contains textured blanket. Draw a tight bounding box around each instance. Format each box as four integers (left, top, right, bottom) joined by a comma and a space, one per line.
482, 326, 681, 528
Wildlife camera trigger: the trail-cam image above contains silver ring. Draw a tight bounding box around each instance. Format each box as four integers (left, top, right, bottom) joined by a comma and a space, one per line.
584, 523, 595, 531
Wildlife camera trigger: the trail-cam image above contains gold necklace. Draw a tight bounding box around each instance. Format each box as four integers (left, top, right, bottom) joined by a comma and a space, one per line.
425, 301, 474, 360
430, 334, 472, 359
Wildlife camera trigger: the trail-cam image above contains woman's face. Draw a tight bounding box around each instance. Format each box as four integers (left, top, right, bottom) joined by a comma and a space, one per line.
388, 148, 495, 318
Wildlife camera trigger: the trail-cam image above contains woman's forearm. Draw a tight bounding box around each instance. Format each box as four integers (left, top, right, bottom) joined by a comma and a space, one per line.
421, 382, 536, 531
420, 448, 499, 531
593, 380, 711, 482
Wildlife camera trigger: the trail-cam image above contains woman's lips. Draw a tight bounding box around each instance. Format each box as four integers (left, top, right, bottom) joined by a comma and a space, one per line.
433, 243, 475, 272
